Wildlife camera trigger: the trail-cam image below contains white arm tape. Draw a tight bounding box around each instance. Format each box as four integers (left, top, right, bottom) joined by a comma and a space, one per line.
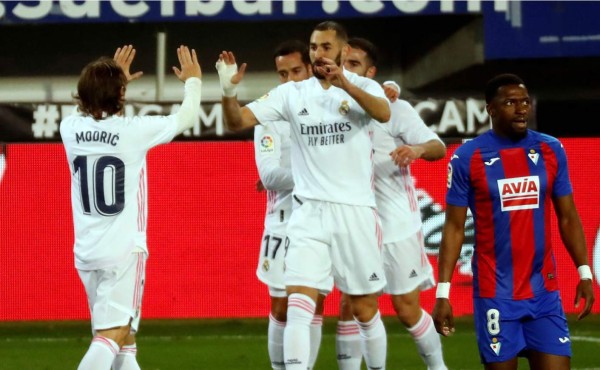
436, 282, 451, 299
215, 59, 239, 97
578, 265, 593, 280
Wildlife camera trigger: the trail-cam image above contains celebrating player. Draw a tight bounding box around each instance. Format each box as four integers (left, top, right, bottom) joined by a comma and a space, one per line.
433, 73, 595, 370
61, 45, 202, 370
217, 21, 390, 370
339, 37, 448, 370
254, 39, 327, 370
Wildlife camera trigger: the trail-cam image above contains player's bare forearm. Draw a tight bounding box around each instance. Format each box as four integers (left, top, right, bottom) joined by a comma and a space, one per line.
344, 83, 390, 123
222, 97, 256, 131
417, 139, 447, 161
554, 195, 589, 266
438, 205, 468, 283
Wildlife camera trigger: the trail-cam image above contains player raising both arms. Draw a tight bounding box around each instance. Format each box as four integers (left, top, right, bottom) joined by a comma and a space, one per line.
61, 45, 202, 370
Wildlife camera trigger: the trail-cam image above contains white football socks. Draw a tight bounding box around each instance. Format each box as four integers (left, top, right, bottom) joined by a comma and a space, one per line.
356, 311, 387, 370
78, 336, 119, 370
308, 314, 323, 369
336, 320, 363, 370
112, 343, 141, 370
406, 310, 447, 370
283, 293, 316, 370
268, 313, 286, 369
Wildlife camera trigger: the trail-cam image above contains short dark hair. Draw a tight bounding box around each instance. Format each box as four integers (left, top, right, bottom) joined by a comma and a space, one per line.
273, 40, 310, 65
75, 57, 127, 120
313, 21, 348, 43
485, 73, 526, 103
348, 37, 379, 67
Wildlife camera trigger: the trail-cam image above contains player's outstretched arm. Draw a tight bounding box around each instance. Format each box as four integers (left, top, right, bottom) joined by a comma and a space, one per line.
216, 51, 257, 131
172, 45, 202, 134
114, 45, 143, 82
433, 204, 467, 336
553, 194, 595, 320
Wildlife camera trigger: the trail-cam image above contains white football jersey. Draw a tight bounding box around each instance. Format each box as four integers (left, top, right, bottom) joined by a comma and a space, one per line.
61, 113, 179, 270
254, 121, 293, 234
372, 99, 444, 243
247, 71, 387, 207
0, 149, 5, 183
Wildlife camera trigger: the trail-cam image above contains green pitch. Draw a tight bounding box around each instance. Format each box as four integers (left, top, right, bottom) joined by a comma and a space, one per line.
0, 315, 598, 369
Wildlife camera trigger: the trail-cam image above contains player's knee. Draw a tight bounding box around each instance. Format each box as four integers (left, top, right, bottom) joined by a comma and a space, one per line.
391, 294, 421, 326
349, 295, 379, 322
96, 325, 131, 348
271, 297, 288, 322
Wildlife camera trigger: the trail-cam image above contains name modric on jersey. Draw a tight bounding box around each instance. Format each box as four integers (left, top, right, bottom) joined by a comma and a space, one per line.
300, 121, 351, 147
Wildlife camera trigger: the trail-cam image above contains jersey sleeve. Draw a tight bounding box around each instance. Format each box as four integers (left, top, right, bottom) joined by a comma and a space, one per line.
129, 115, 180, 150
550, 139, 573, 197
388, 100, 443, 145
445, 147, 471, 207
247, 85, 287, 124
254, 123, 294, 191
356, 75, 387, 100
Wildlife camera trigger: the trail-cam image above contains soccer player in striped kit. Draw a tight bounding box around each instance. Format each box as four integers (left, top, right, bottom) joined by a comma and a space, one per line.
61, 45, 202, 370
217, 21, 390, 370
254, 40, 327, 370
339, 37, 448, 370
433, 73, 595, 370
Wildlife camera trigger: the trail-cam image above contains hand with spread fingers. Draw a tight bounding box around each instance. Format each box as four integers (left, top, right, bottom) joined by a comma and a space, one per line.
172, 45, 202, 82
113, 45, 143, 82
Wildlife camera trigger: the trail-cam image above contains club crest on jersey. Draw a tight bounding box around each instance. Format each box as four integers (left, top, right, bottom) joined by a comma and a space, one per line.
497, 176, 540, 211
262, 259, 270, 272
339, 100, 350, 115
260, 135, 275, 153
528, 149, 539, 165
490, 338, 501, 356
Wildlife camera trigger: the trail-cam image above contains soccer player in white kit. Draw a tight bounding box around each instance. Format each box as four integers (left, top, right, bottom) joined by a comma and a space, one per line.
254, 40, 327, 370
338, 38, 449, 370
217, 21, 390, 370
60, 45, 202, 370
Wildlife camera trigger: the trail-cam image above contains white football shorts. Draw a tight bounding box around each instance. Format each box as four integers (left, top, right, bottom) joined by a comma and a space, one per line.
256, 228, 287, 291
285, 198, 385, 295
382, 230, 435, 295
78, 252, 146, 333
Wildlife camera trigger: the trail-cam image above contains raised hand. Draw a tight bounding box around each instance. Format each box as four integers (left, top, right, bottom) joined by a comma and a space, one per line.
113, 45, 143, 82
172, 45, 202, 82
215, 51, 247, 97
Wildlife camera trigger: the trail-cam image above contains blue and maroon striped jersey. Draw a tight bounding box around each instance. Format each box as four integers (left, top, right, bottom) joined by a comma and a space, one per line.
446, 129, 573, 300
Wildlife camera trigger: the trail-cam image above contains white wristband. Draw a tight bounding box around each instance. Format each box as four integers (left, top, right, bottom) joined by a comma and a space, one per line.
215, 59, 239, 97
578, 265, 593, 280
436, 282, 451, 299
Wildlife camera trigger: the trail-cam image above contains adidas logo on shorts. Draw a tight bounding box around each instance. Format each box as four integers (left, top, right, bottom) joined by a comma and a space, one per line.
368, 273, 379, 281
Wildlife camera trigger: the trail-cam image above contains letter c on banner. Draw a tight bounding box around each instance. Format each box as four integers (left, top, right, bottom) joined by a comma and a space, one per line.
391, 0, 428, 13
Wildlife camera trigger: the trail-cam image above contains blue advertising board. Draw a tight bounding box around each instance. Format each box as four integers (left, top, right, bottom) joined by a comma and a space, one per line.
1, 0, 599, 59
